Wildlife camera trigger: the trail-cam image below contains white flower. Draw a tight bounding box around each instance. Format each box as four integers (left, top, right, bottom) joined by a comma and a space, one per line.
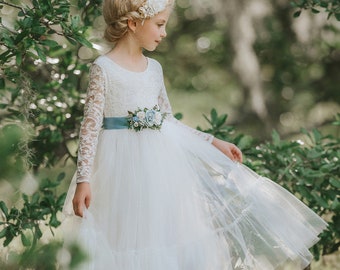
155, 112, 162, 123
139, 0, 168, 18
127, 105, 166, 131
137, 111, 146, 121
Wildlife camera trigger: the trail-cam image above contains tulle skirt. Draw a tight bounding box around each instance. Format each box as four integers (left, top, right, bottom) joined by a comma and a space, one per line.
62, 120, 327, 270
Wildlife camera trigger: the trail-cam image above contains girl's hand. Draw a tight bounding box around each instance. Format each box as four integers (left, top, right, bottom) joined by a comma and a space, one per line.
212, 138, 243, 163
72, 182, 91, 217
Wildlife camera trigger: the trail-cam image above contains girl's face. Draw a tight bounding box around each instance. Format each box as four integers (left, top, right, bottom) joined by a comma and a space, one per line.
134, 8, 171, 51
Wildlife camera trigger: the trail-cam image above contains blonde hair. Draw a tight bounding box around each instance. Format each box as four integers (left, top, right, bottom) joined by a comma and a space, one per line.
103, 0, 174, 43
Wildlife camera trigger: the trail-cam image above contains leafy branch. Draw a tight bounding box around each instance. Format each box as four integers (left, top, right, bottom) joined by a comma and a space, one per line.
291, 0, 340, 20
0, 173, 66, 248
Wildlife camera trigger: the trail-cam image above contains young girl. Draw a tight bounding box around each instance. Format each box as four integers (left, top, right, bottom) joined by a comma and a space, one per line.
62, 0, 327, 269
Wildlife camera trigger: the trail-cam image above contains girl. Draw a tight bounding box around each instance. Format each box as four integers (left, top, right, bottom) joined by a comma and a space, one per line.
62, 0, 327, 269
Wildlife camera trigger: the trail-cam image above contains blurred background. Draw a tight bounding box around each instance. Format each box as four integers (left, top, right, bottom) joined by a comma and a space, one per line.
0, 0, 339, 269
91, 0, 340, 138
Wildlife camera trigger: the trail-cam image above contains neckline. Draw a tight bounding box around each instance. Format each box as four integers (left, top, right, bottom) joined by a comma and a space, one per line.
103, 55, 149, 74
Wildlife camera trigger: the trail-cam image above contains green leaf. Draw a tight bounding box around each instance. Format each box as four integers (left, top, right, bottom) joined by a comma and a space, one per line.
0, 78, 5, 89
21, 232, 31, 247
40, 39, 59, 48
22, 193, 29, 203
18, 10, 25, 17
329, 178, 340, 189
312, 129, 322, 142
307, 149, 323, 159
31, 193, 40, 205
57, 172, 66, 182
311, 190, 329, 208
217, 114, 227, 127
3, 230, 14, 246
272, 130, 281, 146
3, 35, 15, 47
78, 0, 87, 8
211, 108, 217, 123
32, 26, 46, 35
202, 114, 212, 125
21, 17, 33, 28
75, 35, 92, 48
35, 225, 43, 239
335, 13, 340, 21
65, 36, 78, 46
49, 213, 61, 227
320, 1, 328, 8
56, 193, 67, 207
16, 53, 22, 66
0, 228, 7, 239
0, 201, 9, 217
293, 10, 302, 18
331, 197, 340, 211
35, 45, 46, 62
71, 15, 80, 29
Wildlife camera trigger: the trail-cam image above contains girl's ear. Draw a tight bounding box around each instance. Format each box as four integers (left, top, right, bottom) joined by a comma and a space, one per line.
127, 19, 137, 33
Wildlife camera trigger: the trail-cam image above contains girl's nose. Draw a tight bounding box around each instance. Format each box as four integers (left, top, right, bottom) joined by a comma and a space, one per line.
161, 29, 167, 38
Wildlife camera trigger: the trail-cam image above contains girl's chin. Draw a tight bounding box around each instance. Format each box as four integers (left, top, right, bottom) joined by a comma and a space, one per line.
142, 43, 159, 52
143, 47, 157, 52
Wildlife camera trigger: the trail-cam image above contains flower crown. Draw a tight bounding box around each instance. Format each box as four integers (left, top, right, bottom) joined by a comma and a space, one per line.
138, 0, 168, 19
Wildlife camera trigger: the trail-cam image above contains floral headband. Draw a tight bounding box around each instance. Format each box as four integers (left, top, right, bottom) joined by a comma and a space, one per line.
138, 0, 169, 19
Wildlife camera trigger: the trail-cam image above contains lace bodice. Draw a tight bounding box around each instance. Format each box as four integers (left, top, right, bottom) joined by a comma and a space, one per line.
76, 55, 214, 183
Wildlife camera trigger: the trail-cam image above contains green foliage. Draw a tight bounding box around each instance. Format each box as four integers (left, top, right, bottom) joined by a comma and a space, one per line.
0, 173, 66, 248
0, 0, 98, 66
201, 109, 340, 259
0, 241, 88, 269
0, 0, 103, 169
291, 0, 340, 20
0, 123, 85, 269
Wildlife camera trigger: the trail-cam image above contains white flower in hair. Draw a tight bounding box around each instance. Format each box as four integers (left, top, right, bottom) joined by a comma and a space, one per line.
139, 0, 168, 19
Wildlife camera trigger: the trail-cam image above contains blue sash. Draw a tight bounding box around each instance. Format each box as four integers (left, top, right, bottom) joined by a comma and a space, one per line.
103, 117, 128, 129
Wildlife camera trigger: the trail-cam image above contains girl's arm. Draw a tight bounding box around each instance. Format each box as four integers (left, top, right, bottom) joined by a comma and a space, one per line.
211, 137, 243, 163
158, 84, 242, 163
158, 84, 214, 143
73, 63, 105, 217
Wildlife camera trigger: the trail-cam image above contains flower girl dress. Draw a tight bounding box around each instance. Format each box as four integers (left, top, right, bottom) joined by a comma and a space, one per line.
62, 55, 327, 270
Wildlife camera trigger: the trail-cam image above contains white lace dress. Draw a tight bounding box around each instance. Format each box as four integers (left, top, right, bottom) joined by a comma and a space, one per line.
62, 55, 327, 270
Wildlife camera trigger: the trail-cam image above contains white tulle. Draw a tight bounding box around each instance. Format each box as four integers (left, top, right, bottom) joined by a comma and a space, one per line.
62, 56, 327, 270
63, 121, 326, 269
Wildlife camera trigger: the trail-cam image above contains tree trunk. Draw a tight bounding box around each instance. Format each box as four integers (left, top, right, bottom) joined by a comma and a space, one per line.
224, 0, 269, 122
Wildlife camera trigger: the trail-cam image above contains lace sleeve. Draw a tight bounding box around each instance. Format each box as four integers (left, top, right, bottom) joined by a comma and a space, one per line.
158, 85, 214, 143
76, 64, 105, 183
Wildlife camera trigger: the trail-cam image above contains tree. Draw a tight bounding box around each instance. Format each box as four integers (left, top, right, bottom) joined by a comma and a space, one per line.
0, 0, 102, 169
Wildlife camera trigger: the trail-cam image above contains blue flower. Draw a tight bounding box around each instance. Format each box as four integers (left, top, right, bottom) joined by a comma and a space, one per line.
145, 109, 156, 126
127, 106, 166, 131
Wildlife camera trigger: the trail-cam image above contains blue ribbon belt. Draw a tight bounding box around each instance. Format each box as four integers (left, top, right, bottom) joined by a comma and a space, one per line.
103, 117, 129, 129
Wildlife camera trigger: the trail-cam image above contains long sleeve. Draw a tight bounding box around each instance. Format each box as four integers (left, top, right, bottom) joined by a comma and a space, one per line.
158, 85, 214, 143
76, 64, 105, 183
